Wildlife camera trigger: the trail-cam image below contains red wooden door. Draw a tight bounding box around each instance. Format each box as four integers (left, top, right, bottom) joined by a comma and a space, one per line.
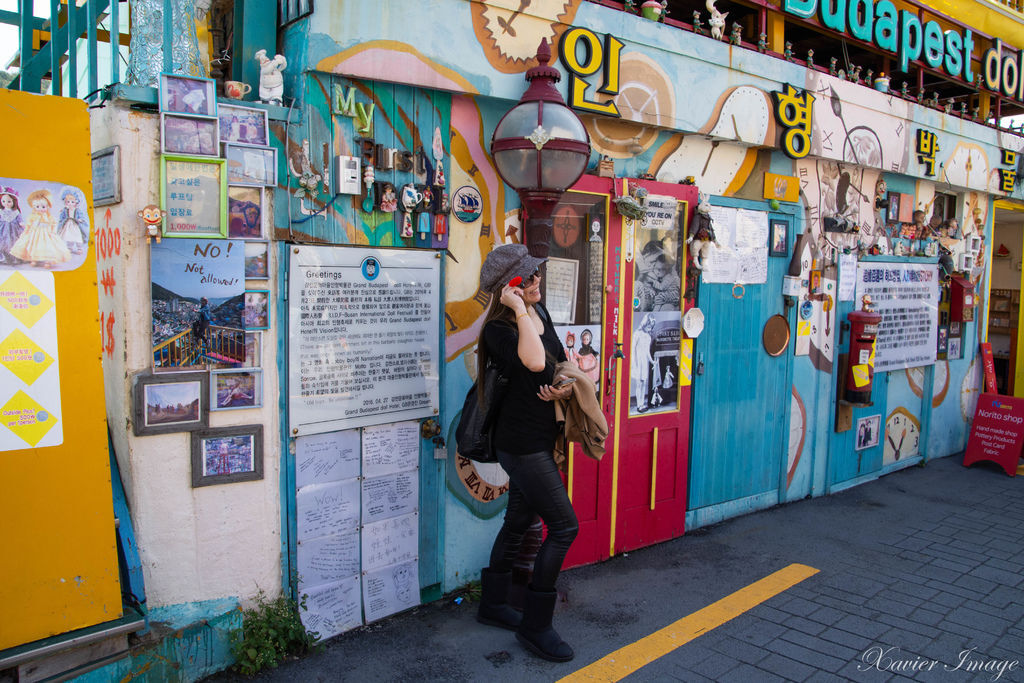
612, 178, 695, 553
548, 176, 695, 568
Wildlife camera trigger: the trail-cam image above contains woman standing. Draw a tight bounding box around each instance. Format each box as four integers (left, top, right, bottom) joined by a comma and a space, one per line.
474, 244, 577, 662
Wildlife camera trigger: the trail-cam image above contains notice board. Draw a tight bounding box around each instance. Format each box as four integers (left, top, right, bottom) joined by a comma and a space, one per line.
854, 262, 940, 372
288, 246, 440, 436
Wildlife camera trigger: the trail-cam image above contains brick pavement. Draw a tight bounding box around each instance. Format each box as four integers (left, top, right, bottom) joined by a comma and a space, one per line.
207, 454, 1024, 682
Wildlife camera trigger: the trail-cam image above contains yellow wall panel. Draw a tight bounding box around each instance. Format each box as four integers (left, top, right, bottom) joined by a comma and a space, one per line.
0, 90, 121, 651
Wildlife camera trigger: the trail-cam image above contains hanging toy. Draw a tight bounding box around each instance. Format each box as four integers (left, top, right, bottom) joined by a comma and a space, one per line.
687, 192, 724, 270
434, 191, 449, 235
432, 127, 446, 187
418, 186, 433, 240
399, 184, 421, 238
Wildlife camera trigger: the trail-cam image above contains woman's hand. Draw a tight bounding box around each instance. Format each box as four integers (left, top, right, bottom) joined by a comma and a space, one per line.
538, 377, 574, 402
499, 284, 527, 315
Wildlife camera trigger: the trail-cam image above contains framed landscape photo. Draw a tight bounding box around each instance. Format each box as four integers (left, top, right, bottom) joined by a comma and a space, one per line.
225, 144, 277, 187
190, 425, 264, 487
161, 155, 228, 238
244, 289, 270, 329
132, 371, 209, 436
211, 368, 263, 410
161, 113, 220, 156
244, 241, 269, 279
228, 185, 264, 239
159, 73, 217, 117
218, 104, 270, 147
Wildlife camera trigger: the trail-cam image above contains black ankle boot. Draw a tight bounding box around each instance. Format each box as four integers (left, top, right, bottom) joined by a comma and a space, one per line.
476, 568, 522, 630
516, 586, 574, 662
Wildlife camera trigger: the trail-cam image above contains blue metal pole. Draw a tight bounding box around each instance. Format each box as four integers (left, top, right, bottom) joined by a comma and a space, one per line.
49, 0, 59, 94
67, 0, 78, 97
87, 0, 98, 97
109, 0, 119, 85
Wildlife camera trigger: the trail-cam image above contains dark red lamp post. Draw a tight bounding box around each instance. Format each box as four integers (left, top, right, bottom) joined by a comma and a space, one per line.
490, 40, 591, 258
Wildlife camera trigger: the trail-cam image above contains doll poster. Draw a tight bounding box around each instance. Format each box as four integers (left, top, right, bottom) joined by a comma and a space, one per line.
0, 177, 91, 272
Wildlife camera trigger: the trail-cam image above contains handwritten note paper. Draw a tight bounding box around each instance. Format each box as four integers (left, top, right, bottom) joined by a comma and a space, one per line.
297, 532, 360, 590
296, 479, 360, 540
362, 421, 419, 477
700, 206, 768, 285
362, 471, 418, 524
544, 257, 579, 324
296, 429, 360, 489
362, 512, 418, 571
838, 253, 857, 301
362, 560, 420, 622
300, 575, 362, 639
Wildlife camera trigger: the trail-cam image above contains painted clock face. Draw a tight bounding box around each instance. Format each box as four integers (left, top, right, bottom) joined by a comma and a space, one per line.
787, 387, 807, 489
960, 356, 982, 421
884, 406, 921, 465
942, 143, 990, 190
469, 0, 582, 73
905, 360, 950, 408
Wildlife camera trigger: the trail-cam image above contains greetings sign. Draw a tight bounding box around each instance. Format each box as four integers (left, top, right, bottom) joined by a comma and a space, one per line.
855, 263, 940, 372
963, 393, 1024, 476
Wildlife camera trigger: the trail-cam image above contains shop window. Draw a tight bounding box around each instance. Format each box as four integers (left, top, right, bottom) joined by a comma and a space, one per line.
542, 191, 607, 326
279, 0, 313, 26
930, 191, 957, 230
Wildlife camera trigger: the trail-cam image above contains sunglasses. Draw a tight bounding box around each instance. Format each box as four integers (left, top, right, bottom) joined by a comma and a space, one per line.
510, 268, 542, 288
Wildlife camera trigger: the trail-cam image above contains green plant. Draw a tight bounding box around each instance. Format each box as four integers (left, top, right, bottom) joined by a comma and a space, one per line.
229, 589, 320, 676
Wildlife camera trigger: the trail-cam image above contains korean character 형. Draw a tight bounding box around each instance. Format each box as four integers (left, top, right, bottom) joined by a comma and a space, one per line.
772, 84, 816, 159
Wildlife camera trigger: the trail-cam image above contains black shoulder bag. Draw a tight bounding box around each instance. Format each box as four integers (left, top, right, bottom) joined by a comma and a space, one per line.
455, 362, 508, 463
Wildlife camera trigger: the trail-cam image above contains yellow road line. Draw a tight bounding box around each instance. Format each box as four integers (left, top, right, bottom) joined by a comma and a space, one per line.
559, 563, 820, 683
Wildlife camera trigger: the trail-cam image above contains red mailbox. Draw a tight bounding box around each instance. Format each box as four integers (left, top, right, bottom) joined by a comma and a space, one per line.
845, 300, 882, 404
949, 276, 975, 323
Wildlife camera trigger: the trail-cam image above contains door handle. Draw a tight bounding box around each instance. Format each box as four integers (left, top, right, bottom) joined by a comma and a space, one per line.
605, 343, 625, 396
696, 352, 705, 376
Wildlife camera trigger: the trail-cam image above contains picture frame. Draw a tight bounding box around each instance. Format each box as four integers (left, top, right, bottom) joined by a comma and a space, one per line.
132, 371, 209, 436
224, 144, 277, 187
937, 324, 949, 357
218, 104, 270, 147
91, 145, 121, 206
161, 113, 220, 156
228, 185, 264, 239
160, 155, 228, 238
211, 368, 263, 410
948, 335, 962, 360
159, 73, 217, 117
244, 241, 269, 279
855, 414, 880, 451
244, 289, 270, 329
769, 219, 788, 256
190, 425, 264, 487
244, 331, 262, 367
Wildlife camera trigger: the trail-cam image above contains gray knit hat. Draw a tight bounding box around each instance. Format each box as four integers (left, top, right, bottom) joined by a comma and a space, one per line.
479, 244, 546, 293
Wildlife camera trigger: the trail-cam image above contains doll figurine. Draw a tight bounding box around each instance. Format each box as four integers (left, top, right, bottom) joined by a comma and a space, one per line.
58, 187, 89, 254
255, 49, 287, 105
9, 189, 71, 267
0, 186, 24, 263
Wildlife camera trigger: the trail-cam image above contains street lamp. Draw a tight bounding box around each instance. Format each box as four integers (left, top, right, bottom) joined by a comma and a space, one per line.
490, 39, 591, 258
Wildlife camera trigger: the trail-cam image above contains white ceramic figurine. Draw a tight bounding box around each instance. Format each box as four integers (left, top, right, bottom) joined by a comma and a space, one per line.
255, 49, 287, 106
706, 0, 728, 41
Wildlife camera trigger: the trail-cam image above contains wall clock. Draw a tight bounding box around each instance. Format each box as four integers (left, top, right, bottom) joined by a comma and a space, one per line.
884, 406, 921, 464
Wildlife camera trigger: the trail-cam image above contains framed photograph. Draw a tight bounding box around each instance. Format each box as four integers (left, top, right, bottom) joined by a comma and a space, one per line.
161, 113, 220, 156
159, 73, 217, 117
244, 289, 270, 329
219, 104, 270, 147
244, 331, 261, 367
228, 186, 264, 239
190, 425, 264, 487
132, 371, 209, 436
211, 368, 263, 410
855, 414, 880, 451
948, 336, 962, 360
225, 144, 277, 187
244, 241, 269, 279
769, 219, 788, 256
937, 324, 949, 357
92, 145, 121, 206
161, 155, 228, 238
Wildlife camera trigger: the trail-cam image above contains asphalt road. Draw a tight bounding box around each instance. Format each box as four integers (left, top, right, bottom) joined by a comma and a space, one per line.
206, 454, 1024, 682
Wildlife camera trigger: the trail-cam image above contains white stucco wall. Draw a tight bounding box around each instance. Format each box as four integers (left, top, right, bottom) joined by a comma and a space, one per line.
90, 103, 282, 608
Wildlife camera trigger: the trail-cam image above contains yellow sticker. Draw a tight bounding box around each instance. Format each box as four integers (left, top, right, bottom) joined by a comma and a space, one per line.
797, 320, 811, 337
0, 271, 54, 328
851, 364, 870, 388
0, 329, 54, 385
680, 338, 692, 387
0, 390, 57, 447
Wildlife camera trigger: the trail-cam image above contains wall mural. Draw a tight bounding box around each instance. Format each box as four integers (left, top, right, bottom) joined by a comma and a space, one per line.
470, 0, 584, 73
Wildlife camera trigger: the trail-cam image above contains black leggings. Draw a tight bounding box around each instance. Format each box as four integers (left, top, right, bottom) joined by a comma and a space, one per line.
488, 448, 579, 592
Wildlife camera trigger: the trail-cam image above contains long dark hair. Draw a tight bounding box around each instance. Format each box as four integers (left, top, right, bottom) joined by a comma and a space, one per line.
476, 293, 514, 403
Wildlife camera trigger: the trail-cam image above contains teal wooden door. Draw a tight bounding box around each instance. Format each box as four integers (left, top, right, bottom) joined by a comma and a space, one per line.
688, 202, 793, 514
